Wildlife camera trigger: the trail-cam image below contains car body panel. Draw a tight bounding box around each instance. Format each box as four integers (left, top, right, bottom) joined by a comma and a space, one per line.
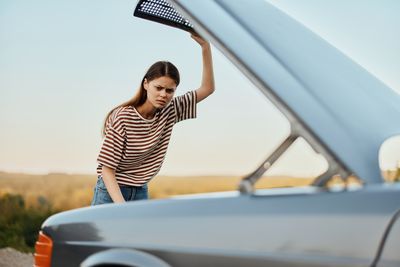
43, 185, 400, 266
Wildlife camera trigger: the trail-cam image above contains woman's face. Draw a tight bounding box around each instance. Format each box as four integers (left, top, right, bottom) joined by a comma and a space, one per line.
143, 76, 177, 109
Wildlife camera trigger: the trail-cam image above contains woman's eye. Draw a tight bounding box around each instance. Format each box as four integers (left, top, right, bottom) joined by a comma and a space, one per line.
166, 89, 174, 94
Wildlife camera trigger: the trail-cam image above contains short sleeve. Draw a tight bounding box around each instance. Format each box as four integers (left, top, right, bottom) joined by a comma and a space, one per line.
173, 90, 197, 123
97, 109, 126, 170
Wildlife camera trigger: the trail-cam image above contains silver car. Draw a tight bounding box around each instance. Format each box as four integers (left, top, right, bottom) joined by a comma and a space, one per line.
34, 0, 400, 266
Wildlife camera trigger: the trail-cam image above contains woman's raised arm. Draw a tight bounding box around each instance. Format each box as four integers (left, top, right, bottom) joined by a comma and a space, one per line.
191, 33, 215, 103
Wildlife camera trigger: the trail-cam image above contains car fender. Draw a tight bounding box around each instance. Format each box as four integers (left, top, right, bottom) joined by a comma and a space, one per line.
80, 248, 171, 267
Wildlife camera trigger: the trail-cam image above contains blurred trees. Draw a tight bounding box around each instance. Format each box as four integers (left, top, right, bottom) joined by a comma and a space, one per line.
0, 194, 56, 252
395, 167, 400, 182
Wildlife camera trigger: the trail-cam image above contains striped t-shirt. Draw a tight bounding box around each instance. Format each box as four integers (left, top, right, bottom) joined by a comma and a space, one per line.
96, 90, 197, 186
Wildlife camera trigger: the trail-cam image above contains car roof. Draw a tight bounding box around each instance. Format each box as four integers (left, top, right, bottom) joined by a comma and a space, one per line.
172, 0, 400, 184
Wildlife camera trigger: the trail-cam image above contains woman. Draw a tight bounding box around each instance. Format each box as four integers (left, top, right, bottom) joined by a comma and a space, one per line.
91, 33, 214, 205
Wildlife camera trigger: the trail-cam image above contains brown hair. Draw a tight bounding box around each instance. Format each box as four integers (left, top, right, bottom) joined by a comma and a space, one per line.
102, 61, 180, 136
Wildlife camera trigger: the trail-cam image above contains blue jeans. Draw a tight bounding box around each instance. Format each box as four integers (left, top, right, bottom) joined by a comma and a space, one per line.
91, 176, 149, 206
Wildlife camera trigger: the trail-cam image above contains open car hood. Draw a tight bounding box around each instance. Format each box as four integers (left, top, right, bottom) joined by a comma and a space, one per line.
171, 0, 400, 184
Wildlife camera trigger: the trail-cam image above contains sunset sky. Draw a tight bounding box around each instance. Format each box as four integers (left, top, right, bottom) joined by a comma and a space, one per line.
1, 0, 399, 178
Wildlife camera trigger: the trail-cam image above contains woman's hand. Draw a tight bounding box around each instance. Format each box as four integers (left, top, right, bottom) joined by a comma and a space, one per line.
191, 33, 210, 48
102, 166, 125, 203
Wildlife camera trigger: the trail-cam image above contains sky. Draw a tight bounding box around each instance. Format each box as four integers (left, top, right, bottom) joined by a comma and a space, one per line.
1, 0, 399, 178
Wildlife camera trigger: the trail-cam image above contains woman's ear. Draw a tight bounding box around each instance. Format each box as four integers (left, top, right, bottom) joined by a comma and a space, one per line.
143, 78, 148, 90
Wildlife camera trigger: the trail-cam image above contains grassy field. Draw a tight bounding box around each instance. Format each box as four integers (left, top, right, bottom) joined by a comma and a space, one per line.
1, 169, 398, 211
0, 171, 313, 210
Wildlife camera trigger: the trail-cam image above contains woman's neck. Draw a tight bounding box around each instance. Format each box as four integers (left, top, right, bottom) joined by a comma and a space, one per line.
136, 102, 157, 120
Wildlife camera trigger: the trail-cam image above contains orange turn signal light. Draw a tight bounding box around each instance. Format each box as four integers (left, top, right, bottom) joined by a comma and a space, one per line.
34, 231, 53, 267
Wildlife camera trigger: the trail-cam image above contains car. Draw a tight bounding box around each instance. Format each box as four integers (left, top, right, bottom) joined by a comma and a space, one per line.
34, 0, 400, 266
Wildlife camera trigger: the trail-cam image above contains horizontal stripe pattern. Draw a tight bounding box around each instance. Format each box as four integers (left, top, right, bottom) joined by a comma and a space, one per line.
97, 91, 197, 186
